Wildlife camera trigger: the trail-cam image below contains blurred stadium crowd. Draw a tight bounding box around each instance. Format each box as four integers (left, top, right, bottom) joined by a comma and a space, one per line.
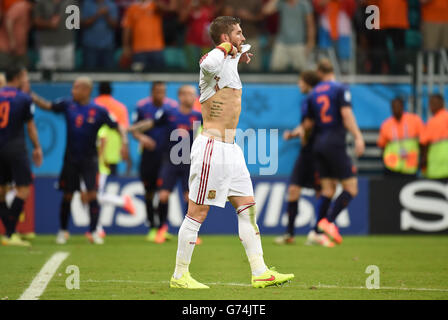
0, 0, 447, 74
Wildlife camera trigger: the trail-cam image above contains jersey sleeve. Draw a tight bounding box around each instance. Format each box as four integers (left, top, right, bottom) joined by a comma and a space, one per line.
121, 4, 134, 29
51, 98, 69, 113
300, 99, 308, 122
22, 94, 34, 122
304, 94, 315, 120
199, 48, 226, 75
101, 108, 118, 129
120, 107, 130, 129
133, 106, 144, 123
153, 106, 170, 126
337, 86, 352, 109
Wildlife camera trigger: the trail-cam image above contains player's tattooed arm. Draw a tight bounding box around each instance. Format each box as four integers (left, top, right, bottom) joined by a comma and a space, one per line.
26, 120, 43, 167
341, 106, 365, 157
130, 124, 157, 151
30, 92, 53, 110
302, 118, 314, 132
210, 100, 224, 119
286, 124, 305, 140
128, 119, 155, 133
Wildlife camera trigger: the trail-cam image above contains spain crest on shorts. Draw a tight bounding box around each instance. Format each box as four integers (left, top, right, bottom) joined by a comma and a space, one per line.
207, 190, 216, 200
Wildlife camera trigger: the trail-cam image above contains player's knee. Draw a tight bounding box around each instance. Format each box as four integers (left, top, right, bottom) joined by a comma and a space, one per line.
0, 186, 6, 201
342, 178, 358, 197
159, 190, 170, 203
15, 186, 30, 199
187, 202, 209, 223
80, 192, 88, 204
87, 191, 97, 202
63, 193, 73, 202
322, 187, 335, 199
288, 185, 301, 201
187, 210, 208, 223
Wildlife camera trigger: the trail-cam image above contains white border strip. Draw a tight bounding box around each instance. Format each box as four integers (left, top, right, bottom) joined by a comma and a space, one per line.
18, 252, 70, 300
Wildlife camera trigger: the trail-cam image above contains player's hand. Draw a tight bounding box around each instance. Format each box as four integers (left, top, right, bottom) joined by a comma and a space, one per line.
219, 42, 238, 58
354, 136, 365, 157
283, 130, 292, 140
32, 147, 43, 167
296, 126, 305, 139
240, 52, 253, 64
139, 135, 156, 151
80, 191, 88, 204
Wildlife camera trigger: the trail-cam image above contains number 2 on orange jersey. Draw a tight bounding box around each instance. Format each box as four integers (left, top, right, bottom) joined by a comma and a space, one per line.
317, 95, 332, 123
0, 101, 10, 129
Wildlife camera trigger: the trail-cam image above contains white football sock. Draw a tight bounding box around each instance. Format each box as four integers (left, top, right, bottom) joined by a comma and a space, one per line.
173, 215, 201, 279
98, 193, 125, 207
237, 203, 268, 276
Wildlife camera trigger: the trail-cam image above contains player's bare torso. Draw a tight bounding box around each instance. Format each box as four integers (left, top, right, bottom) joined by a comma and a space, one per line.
201, 87, 242, 143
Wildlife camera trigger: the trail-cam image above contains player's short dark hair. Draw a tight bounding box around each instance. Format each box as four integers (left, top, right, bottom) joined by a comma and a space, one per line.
99, 81, 112, 95
429, 93, 444, 104
391, 97, 405, 107
5, 64, 26, 82
300, 70, 320, 88
151, 81, 165, 92
209, 16, 241, 45
317, 59, 334, 75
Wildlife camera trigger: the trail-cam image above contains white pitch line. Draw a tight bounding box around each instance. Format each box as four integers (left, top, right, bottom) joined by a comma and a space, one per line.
18, 252, 70, 300
83, 279, 448, 292
315, 284, 448, 292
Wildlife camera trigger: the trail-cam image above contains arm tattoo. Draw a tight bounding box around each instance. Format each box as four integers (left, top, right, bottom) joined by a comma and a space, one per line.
210, 101, 223, 118
31, 92, 52, 110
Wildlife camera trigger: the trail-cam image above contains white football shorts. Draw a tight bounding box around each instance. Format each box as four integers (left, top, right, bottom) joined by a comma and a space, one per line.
189, 134, 254, 208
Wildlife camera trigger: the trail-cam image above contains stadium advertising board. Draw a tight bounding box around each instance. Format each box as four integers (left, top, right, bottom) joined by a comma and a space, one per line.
370, 178, 448, 234
0, 185, 35, 235
34, 176, 369, 235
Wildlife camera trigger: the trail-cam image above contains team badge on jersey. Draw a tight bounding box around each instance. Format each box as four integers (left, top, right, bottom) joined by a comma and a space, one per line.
207, 190, 216, 200
87, 108, 96, 123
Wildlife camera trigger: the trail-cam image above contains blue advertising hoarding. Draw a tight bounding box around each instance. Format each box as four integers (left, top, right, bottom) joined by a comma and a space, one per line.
34, 176, 369, 235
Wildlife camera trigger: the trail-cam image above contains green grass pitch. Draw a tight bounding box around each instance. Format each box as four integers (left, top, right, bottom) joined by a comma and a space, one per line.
1, 235, 448, 300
